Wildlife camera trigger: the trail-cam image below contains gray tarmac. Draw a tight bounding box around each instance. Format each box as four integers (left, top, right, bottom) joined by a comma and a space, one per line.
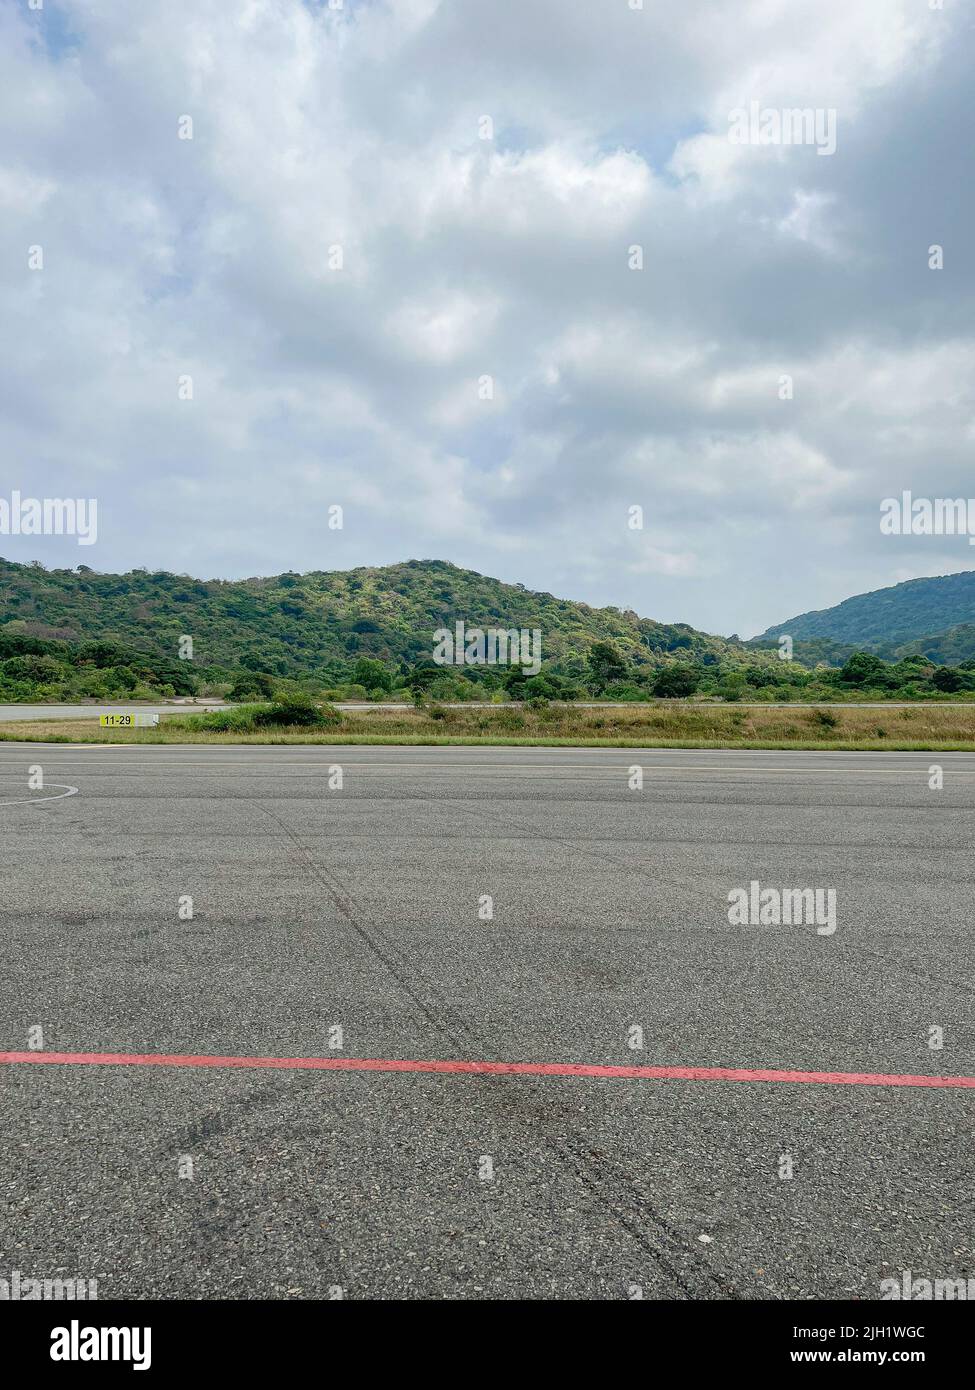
1, 744, 973, 1300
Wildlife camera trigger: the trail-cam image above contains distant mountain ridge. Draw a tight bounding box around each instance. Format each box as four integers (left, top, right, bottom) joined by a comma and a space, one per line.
755, 570, 975, 661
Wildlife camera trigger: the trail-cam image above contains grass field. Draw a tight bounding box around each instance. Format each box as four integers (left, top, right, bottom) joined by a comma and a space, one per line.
3, 701, 975, 750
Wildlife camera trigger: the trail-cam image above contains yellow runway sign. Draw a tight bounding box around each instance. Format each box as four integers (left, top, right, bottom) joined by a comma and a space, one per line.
98, 713, 160, 728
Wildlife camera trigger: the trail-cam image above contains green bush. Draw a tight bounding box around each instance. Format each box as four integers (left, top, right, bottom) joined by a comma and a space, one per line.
717, 674, 746, 701
193, 698, 341, 731
257, 691, 340, 727
196, 704, 267, 732
352, 658, 393, 692
653, 664, 700, 698
602, 682, 646, 702
229, 672, 275, 701
257, 704, 324, 727
932, 666, 963, 693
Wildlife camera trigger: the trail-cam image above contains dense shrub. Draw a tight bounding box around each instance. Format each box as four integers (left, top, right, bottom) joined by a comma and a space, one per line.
195, 705, 268, 732
193, 697, 341, 731
257, 691, 340, 727
653, 665, 700, 698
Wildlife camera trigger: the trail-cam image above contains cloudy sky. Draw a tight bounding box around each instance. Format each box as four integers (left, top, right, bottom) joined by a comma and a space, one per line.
2, 0, 973, 637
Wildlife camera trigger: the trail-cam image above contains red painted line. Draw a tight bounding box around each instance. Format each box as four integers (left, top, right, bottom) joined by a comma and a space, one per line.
1, 1052, 974, 1088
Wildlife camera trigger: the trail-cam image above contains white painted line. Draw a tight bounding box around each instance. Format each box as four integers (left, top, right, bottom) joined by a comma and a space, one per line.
0, 784, 80, 807
9, 758, 975, 777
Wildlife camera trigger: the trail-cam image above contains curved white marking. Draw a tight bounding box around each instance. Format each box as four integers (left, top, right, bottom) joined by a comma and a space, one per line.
0, 783, 80, 808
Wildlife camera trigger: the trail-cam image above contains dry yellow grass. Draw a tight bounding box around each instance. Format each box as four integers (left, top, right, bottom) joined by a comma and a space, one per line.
2, 701, 975, 750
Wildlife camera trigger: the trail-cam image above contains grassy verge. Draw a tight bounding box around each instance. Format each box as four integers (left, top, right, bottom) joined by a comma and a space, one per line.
2, 700, 975, 750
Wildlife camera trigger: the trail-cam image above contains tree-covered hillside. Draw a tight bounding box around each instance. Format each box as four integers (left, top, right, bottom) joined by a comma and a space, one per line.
891, 622, 975, 665
0, 556, 749, 682
0, 631, 199, 702
755, 570, 975, 651
3, 557, 973, 704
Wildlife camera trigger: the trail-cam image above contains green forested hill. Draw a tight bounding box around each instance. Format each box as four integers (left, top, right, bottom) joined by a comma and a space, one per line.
3, 557, 974, 703
892, 622, 975, 664
756, 570, 975, 651
0, 555, 742, 682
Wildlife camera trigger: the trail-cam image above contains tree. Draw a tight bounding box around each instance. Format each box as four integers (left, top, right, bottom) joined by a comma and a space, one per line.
932, 665, 963, 692
1, 654, 66, 684
717, 672, 746, 701
839, 652, 888, 686
586, 641, 628, 691
352, 657, 393, 692
503, 666, 530, 700
653, 664, 699, 698
406, 661, 440, 693
229, 671, 275, 701
524, 674, 562, 700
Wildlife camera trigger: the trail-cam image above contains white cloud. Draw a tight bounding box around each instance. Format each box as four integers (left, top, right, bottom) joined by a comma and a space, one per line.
0, 0, 972, 636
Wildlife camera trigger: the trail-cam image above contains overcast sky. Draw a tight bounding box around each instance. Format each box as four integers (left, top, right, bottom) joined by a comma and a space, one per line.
2, 0, 973, 637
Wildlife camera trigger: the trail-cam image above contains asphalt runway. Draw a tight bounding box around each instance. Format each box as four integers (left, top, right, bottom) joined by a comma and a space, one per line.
1, 744, 974, 1300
